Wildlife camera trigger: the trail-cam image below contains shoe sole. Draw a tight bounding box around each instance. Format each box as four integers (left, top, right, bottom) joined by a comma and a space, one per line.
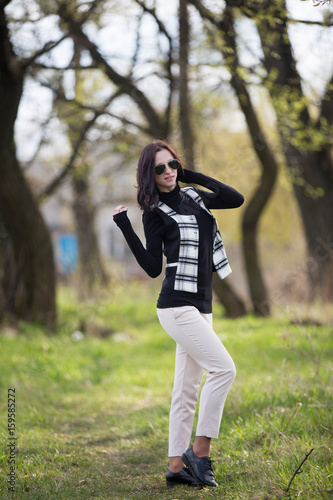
166, 479, 200, 487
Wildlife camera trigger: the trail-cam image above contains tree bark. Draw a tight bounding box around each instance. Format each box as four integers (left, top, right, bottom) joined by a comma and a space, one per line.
252, 0, 333, 300
179, 0, 196, 170
188, 0, 277, 315
212, 274, 247, 318
0, 5, 56, 326
72, 166, 108, 296
0, 214, 7, 321
222, 6, 278, 315
191, 0, 333, 301
179, 0, 246, 317
0, 214, 16, 322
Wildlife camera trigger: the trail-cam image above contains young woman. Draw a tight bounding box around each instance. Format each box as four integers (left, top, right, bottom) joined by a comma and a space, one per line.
113, 140, 244, 488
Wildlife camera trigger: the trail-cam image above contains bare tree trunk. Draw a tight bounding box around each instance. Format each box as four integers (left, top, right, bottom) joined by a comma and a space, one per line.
0, 7, 56, 326
179, 0, 196, 170
212, 274, 247, 318
0, 214, 7, 321
0, 154, 56, 327
72, 166, 108, 297
188, 1, 276, 316
66, 40, 109, 296
240, 0, 333, 301
0, 215, 16, 322
222, 6, 278, 316
179, 0, 246, 317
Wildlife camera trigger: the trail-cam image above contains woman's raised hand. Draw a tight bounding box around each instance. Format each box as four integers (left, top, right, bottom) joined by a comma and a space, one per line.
113, 205, 128, 215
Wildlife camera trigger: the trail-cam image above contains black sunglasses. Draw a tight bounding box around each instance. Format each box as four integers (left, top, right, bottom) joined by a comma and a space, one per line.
154, 159, 180, 175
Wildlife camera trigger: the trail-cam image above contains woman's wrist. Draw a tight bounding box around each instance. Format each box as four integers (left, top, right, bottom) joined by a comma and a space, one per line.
179, 168, 200, 183
113, 210, 130, 226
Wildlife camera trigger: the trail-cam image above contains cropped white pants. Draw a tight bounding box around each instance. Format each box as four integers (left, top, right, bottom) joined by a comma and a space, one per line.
157, 306, 236, 457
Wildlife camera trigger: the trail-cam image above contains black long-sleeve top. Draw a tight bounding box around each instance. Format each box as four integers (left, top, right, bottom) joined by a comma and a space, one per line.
113, 169, 244, 313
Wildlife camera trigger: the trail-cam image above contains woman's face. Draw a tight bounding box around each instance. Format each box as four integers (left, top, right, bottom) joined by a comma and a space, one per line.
154, 149, 178, 193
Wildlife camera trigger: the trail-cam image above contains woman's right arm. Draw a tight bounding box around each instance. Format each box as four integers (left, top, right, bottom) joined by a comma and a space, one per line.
179, 169, 244, 209
113, 207, 163, 278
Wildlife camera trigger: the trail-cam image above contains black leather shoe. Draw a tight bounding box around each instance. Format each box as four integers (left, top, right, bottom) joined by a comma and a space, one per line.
166, 466, 200, 487
181, 446, 218, 487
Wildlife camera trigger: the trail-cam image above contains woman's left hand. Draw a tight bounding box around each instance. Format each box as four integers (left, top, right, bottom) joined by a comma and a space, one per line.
113, 205, 128, 215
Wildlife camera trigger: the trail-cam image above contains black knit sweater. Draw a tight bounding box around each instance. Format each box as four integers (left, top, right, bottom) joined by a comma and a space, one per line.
113, 169, 244, 313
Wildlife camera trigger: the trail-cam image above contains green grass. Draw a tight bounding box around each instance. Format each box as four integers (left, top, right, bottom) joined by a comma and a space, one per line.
0, 282, 332, 499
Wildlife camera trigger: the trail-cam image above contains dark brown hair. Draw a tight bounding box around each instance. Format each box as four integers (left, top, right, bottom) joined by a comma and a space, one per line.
136, 140, 184, 213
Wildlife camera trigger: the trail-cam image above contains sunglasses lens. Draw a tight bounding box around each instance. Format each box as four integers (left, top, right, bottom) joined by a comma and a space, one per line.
154, 159, 180, 175
154, 164, 165, 175
169, 159, 180, 170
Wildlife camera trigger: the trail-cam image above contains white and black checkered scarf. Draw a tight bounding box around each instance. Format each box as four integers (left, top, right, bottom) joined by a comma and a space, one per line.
158, 187, 231, 293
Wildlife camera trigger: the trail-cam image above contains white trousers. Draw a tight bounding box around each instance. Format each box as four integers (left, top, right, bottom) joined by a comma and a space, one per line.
157, 306, 236, 457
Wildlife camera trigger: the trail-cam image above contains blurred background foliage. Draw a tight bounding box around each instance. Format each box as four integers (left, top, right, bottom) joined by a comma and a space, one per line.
0, 0, 332, 327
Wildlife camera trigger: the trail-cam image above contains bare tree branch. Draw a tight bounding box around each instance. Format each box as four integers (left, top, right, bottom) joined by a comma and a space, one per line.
288, 16, 333, 26
23, 112, 57, 170
33, 63, 99, 70
36, 79, 152, 135
133, 0, 174, 136
103, 110, 152, 135
129, 13, 143, 73
38, 90, 122, 201
79, 0, 105, 24
22, 34, 69, 69
187, 0, 221, 28
286, 448, 314, 492
57, 2, 166, 138
134, 0, 173, 43
226, 0, 333, 26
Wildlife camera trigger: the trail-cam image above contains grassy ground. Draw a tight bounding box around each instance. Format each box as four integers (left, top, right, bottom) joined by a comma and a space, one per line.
0, 282, 332, 499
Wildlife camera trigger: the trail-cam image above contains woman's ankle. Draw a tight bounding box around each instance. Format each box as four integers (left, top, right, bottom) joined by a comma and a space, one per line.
169, 456, 184, 473
193, 436, 211, 457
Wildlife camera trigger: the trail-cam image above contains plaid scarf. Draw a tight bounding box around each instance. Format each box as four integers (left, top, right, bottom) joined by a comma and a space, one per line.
158, 187, 231, 293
